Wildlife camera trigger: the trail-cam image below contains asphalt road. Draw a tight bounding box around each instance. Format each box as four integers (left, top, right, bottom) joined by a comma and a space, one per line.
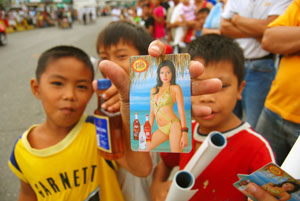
0, 16, 112, 201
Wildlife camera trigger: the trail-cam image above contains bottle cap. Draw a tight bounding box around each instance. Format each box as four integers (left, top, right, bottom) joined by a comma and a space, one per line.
97, 79, 112, 90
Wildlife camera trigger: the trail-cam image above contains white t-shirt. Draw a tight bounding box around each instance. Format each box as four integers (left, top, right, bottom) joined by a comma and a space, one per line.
222, 0, 292, 59
111, 8, 121, 21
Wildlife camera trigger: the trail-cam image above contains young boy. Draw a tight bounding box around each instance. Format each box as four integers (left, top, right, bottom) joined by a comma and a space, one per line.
150, 34, 275, 201
8, 45, 152, 201
95, 21, 157, 201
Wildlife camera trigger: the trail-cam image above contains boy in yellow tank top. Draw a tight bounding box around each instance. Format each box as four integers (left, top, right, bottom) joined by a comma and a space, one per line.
8, 45, 152, 201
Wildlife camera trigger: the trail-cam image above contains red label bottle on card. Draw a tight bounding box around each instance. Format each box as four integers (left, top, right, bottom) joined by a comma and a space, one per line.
94, 79, 124, 160
133, 112, 140, 140
144, 115, 151, 142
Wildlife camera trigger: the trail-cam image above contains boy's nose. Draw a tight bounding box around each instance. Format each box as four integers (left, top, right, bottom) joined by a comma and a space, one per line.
199, 94, 215, 103
63, 86, 76, 101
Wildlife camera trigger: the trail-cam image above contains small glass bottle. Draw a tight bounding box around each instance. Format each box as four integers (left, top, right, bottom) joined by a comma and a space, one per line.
94, 79, 124, 160
139, 124, 146, 150
133, 112, 140, 140
144, 114, 151, 142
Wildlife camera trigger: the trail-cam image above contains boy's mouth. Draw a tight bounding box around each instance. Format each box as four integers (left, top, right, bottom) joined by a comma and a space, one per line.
60, 107, 75, 114
202, 112, 216, 120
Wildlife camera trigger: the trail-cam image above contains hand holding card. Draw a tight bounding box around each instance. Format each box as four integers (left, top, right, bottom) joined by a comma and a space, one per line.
234, 163, 300, 201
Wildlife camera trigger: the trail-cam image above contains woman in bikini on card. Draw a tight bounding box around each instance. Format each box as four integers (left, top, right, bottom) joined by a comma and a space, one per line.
147, 60, 188, 152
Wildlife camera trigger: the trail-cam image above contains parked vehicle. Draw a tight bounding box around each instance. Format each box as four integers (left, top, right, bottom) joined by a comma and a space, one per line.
0, 22, 8, 46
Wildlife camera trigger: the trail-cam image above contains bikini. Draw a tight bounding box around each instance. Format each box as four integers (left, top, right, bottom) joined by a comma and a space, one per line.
151, 85, 180, 135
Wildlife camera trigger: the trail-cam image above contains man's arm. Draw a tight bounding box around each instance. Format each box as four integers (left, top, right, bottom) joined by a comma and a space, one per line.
220, 18, 250, 38
220, 15, 277, 39
262, 26, 300, 55
231, 15, 278, 37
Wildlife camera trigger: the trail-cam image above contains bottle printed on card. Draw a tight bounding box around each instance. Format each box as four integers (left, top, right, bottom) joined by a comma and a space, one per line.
133, 112, 140, 140
144, 115, 151, 142
139, 124, 146, 150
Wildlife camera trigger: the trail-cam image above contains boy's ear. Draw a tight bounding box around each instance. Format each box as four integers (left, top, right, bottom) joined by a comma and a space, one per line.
30, 78, 41, 99
237, 80, 246, 100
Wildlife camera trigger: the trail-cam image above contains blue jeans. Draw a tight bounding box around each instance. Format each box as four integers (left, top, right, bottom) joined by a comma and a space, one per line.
255, 107, 300, 165
242, 58, 276, 128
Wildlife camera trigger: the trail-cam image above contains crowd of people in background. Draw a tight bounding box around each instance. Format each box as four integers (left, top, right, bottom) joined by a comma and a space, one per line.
111, 0, 299, 167
108, 0, 217, 53
0, 5, 102, 31
0, 7, 72, 30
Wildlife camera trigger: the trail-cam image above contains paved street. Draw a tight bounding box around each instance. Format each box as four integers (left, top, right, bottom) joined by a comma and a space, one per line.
0, 16, 112, 200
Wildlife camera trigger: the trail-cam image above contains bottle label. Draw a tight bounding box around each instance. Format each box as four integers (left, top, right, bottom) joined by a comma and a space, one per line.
94, 114, 112, 153
139, 136, 146, 150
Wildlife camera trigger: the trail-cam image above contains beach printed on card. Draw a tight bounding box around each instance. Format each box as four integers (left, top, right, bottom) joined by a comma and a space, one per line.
129, 54, 192, 153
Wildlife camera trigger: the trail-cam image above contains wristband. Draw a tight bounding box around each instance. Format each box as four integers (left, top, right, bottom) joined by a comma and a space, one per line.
181, 127, 188, 133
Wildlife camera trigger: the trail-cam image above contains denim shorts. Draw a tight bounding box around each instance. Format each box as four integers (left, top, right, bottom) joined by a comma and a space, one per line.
256, 107, 300, 165
242, 58, 276, 128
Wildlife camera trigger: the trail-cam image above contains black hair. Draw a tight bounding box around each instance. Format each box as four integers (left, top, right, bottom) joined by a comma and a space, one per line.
197, 7, 210, 15
96, 21, 154, 55
153, 60, 176, 95
36, 45, 94, 82
276, 181, 300, 194
187, 34, 245, 86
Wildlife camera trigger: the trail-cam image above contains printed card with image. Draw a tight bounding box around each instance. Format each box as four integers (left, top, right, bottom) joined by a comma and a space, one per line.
129, 54, 192, 153
234, 163, 300, 201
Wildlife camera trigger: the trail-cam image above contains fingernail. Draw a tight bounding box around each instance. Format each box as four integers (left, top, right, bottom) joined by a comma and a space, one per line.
151, 45, 161, 54
101, 104, 107, 109
247, 183, 256, 193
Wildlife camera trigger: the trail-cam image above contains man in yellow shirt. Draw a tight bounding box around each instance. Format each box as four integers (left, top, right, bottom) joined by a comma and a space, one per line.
256, 0, 300, 165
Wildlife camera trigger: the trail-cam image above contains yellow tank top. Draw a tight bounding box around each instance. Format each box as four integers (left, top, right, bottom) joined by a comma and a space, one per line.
8, 115, 125, 201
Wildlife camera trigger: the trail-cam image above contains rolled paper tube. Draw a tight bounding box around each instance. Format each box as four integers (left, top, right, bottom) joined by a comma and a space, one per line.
165, 170, 198, 201
281, 135, 300, 179
184, 131, 227, 178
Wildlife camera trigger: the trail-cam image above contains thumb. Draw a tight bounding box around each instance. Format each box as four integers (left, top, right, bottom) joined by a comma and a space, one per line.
246, 183, 275, 201
99, 60, 129, 103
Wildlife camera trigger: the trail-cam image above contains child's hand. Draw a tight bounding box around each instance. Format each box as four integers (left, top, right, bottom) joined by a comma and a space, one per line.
148, 40, 222, 118
246, 183, 279, 201
150, 180, 172, 201
101, 84, 120, 113
97, 60, 130, 123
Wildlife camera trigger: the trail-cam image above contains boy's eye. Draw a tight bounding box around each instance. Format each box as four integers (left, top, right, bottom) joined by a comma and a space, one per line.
99, 55, 108, 60
118, 54, 127, 59
77, 85, 89, 90
51, 81, 63, 86
222, 84, 229, 88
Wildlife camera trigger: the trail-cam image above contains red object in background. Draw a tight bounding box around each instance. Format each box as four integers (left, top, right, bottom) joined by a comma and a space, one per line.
185, 28, 194, 43
0, 21, 6, 34
165, 44, 173, 54
144, 115, 151, 142
0, 20, 7, 46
